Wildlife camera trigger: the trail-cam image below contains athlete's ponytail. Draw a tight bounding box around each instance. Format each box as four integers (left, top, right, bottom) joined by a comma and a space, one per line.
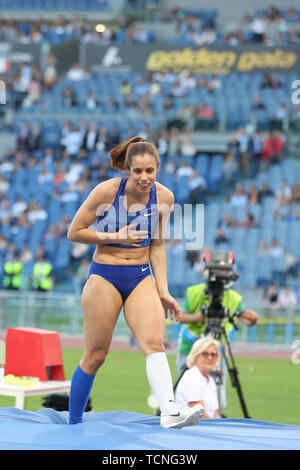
109, 136, 160, 171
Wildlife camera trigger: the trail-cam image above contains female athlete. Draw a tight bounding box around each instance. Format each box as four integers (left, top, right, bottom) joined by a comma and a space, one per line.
67, 136, 204, 428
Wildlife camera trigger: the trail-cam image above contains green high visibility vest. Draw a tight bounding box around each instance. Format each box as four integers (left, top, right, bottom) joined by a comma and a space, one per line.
179, 283, 243, 355
3, 261, 23, 289
32, 262, 53, 291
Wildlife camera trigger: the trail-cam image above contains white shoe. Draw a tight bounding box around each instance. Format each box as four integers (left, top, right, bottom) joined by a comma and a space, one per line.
160, 404, 204, 429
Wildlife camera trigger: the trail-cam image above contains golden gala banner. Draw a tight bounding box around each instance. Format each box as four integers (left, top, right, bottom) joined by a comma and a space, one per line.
80, 43, 300, 74
145, 47, 297, 74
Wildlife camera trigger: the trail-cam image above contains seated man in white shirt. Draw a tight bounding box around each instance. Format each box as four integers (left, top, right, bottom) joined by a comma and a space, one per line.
175, 337, 221, 419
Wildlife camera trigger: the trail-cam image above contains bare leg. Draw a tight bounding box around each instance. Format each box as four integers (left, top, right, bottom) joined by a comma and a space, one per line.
69, 275, 122, 424
123, 276, 175, 414
80, 275, 123, 374
123, 276, 166, 356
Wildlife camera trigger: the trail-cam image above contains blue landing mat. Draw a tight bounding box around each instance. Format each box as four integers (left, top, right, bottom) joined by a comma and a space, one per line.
0, 408, 299, 450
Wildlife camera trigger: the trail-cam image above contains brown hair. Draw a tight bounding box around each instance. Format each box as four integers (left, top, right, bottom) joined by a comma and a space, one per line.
109, 136, 160, 171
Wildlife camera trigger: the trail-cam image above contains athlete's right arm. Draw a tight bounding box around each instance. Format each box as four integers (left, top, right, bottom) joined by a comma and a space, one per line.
67, 181, 147, 246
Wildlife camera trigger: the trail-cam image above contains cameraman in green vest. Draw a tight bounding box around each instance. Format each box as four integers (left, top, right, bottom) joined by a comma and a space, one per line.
176, 250, 258, 411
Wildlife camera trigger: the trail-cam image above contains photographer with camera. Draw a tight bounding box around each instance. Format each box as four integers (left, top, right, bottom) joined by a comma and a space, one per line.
176, 251, 258, 414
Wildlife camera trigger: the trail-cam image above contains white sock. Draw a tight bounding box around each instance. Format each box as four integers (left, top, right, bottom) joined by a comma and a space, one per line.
146, 352, 176, 414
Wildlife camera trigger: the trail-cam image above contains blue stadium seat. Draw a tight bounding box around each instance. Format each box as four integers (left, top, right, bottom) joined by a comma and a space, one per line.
1, 224, 11, 242
13, 227, 29, 252
62, 201, 79, 219
48, 199, 63, 225
162, 173, 175, 193
195, 154, 209, 178
256, 255, 272, 287
175, 175, 190, 204
53, 238, 71, 271
273, 220, 288, 244
207, 155, 224, 192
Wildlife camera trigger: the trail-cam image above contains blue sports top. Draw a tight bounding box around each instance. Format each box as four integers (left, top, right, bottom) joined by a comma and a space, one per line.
96, 177, 159, 248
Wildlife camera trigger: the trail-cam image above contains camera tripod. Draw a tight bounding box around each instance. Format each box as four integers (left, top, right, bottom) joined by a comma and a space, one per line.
204, 314, 251, 419
173, 311, 251, 419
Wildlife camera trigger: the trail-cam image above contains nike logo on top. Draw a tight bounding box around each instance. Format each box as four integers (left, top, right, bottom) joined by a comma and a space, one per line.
141, 267, 149, 272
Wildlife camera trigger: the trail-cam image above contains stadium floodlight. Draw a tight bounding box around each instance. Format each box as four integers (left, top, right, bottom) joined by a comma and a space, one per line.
95, 24, 106, 33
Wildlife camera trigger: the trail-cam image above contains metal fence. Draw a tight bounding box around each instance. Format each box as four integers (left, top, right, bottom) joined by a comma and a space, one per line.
0, 289, 299, 346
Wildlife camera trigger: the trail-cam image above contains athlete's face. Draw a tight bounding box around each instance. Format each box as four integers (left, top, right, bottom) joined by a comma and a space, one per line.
129, 154, 158, 192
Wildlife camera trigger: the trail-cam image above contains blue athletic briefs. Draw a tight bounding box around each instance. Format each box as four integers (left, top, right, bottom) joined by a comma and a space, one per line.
89, 261, 151, 301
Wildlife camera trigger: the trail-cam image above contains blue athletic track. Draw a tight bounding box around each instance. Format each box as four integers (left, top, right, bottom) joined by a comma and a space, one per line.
0, 408, 299, 450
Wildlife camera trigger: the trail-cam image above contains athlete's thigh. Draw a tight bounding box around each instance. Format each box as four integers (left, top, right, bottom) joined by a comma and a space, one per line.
123, 276, 165, 354
81, 274, 123, 354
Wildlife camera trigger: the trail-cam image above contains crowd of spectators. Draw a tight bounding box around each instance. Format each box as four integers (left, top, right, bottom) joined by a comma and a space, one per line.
1, 6, 300, 46
4, 59, 222, 124
0, 5, 300, 299
1, 109, 300, 299
0, 15, 156, 45
159, 5, 300, 46
263, 284, 298, 312
157, 126, 300, 299
214, 170, 300, 290
4, 56, 299, 140
222, 128, 287, 186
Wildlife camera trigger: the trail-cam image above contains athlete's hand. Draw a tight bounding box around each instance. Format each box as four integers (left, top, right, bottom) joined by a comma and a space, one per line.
116, 224, 148, 247
160, 293, 182, 322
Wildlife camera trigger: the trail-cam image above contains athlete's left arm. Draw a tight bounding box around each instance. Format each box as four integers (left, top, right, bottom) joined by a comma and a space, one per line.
149, 188, 182, 322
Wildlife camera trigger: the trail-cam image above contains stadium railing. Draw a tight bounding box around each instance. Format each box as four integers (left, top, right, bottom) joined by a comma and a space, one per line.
0, 289, 299, 346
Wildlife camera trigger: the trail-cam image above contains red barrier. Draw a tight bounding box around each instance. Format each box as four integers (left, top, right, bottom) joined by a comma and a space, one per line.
5, 327, 65, 381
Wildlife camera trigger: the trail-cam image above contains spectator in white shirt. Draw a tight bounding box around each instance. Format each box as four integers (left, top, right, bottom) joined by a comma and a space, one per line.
11, 197, 28, 219
27, 201, 47, 224
269, 238, 284, 258
0, 197, 11, 221
157, 129, 169, 157
60, 186, 80, 203
85, 91, 100, 111
64, 159, 84, 186
66, 63, 86, 81
207, 75, 222, 93
188, 170, 207, 204
0, 175, 9, 194
195, 27, 217, 45
176, 161, 194, 180
175, 337, 221, 419
179, 70, 197, 90
278, 286, 297, 312
37, 167, 53, 186
251, 14, 266, 42
179, 127, 196, 157
61, 127, 82, 157
275, 180, 291, 206
230, 182, 248, 207
0, 156, 14, 175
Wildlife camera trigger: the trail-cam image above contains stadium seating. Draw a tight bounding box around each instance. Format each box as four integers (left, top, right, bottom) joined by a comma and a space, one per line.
5, 98, 300, 291
9, 71, 298, 133
0, 0, 110, 10
1, 4, 300, 300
